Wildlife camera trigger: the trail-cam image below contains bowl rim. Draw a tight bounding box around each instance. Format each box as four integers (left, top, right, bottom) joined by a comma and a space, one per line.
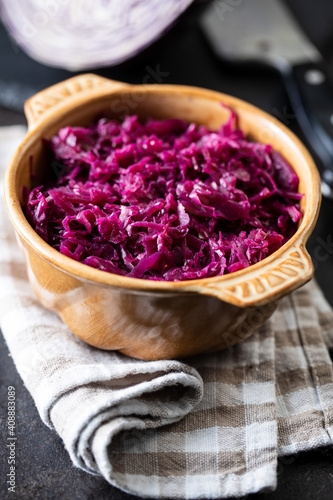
4, 76, 321, 306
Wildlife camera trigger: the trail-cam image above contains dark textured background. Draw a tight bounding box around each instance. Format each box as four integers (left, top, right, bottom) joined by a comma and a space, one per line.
1, 1, 333, 498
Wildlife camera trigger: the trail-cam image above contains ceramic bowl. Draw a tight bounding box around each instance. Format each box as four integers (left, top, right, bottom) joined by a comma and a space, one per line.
4, 74, 321, 360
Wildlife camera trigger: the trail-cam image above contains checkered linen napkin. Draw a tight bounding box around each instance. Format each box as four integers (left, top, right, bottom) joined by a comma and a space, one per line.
1, 126, 333, 499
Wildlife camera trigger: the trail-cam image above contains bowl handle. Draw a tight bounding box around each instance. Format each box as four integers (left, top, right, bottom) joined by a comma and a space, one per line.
24, 74, 129, 131
197, 243, 314, 307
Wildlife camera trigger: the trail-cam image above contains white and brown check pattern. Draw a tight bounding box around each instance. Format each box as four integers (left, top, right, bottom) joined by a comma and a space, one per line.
1, 127, 333, 499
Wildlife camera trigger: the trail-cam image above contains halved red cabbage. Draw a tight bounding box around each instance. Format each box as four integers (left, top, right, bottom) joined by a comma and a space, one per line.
0, 0, 194, 70
25, 111, 302, 281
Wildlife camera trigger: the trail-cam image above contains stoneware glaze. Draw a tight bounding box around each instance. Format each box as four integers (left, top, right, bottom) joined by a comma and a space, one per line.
4, 74, 321, 359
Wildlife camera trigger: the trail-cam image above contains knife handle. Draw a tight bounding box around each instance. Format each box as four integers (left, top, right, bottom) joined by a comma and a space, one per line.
282, 61, 333, 173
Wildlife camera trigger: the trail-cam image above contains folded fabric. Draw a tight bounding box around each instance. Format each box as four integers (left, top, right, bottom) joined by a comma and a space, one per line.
1, 126, 333, 499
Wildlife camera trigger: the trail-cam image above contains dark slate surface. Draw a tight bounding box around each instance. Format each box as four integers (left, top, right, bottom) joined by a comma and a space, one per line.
1, 1, 333, 499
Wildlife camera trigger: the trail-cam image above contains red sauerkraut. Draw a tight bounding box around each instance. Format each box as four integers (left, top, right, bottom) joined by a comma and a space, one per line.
24, 110, 302, 281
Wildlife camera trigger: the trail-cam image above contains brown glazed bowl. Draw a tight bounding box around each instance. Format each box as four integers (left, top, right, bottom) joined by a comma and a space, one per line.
4, 74, 321, 360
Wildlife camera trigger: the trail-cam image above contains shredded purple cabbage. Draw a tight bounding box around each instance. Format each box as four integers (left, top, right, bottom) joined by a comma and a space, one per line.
24, 110, 302, 281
